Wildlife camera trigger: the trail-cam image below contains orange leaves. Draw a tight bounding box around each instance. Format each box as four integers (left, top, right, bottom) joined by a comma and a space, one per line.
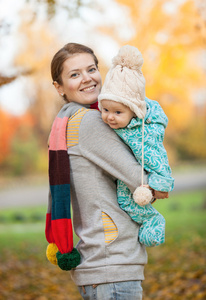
113, 0, 206, 160
0, 110, 19, 164
142, 239, 206, 300
0, 109, 35, 164
0, 246, 81, 300
0, 237, 205, 299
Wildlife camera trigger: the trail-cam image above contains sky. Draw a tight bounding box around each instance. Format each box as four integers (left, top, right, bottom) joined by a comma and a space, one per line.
0, 0, 133, 115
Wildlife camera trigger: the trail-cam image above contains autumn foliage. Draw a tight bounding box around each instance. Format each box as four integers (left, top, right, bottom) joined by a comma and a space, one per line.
0, 229, 205, 299
100, 0, 206, 163
0, 0, 206, 174
0, 110, 34, 164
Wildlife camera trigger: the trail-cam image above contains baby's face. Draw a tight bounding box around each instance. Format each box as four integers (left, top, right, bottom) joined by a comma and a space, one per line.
101, 100, 135, 129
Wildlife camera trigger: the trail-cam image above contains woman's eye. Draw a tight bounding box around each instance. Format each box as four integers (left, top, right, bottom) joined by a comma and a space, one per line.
89, 67, 96, 73
71, 73, 78, 78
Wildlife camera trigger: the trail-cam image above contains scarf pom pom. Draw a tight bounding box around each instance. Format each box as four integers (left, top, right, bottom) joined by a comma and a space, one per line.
46, 243, 58, 265
133, 186, 153, 206
57, 248, 81, 271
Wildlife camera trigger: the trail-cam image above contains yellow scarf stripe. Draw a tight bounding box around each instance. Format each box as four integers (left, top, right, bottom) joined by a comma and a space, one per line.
102, 212, 118, 244
66, 108, 89, 148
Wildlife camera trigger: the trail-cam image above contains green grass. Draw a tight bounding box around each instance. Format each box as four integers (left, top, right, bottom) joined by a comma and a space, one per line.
153, 189, 206, 240
0, 189, 205, 249
0, 205, 46, 222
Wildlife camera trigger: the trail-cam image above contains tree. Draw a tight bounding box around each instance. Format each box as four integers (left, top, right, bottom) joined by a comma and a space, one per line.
114, 0, 206, 161
13, 6, 63, 141
26, 0, 93, 19
0, 109, 34, 165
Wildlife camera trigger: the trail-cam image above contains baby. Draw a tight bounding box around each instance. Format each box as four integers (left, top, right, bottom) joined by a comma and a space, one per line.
98, 45, 174, 247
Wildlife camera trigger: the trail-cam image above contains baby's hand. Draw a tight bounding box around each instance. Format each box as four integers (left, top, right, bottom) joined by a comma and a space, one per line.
153, 190, 169, 199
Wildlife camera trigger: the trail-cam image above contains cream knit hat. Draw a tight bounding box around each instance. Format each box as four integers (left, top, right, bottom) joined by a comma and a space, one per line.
98, 45, 146, 118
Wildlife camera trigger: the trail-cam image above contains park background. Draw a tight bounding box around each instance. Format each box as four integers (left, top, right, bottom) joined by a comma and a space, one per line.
0, 0, 206, 299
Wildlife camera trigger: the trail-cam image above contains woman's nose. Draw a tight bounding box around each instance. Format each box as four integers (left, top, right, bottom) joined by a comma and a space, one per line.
82, 72, 91, 83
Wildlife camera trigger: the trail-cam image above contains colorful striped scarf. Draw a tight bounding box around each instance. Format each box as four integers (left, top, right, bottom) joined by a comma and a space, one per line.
45, 111, 80, 271
45, 102, 98, 271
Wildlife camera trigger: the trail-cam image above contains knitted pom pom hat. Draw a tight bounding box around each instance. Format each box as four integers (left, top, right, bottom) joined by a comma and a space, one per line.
99, 45, 153, 206
98, 45, 146, 119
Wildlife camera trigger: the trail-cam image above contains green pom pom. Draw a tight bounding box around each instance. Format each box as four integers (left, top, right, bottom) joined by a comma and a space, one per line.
56, 248, 81, 271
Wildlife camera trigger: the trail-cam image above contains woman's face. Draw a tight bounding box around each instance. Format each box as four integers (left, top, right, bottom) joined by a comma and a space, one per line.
55, 53, 102, 105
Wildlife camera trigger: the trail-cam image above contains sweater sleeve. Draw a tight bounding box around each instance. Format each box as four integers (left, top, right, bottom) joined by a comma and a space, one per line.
77, 110, 147, 193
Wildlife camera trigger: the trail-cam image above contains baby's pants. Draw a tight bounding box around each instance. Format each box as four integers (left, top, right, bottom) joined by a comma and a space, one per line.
117, 180, 165, 247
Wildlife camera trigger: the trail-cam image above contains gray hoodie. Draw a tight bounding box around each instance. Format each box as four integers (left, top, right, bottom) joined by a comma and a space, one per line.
60, 102, 148, 286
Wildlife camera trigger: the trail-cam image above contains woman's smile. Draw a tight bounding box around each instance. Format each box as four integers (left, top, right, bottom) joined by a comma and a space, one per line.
80, 85, 96, 92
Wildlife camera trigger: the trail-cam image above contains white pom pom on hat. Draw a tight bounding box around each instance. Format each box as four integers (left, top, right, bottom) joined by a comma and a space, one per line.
112, 45, 144, 70
98, 45, 146, 119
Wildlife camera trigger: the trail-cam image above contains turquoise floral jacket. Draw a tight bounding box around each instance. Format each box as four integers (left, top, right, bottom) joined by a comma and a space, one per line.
115, 97, 174, 192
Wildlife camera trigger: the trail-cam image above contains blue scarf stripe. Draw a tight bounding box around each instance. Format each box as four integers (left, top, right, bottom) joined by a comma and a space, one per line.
50, 184, 71, 220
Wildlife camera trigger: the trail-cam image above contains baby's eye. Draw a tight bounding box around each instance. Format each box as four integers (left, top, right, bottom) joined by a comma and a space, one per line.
103, 108, 108, 112
116, 111, 121, 115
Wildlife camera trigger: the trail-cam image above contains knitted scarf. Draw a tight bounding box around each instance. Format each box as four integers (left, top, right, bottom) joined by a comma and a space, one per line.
45, 101, 98, 271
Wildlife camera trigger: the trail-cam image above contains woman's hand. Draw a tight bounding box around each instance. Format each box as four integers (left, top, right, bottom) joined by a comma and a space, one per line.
142, 185, 169, 201
147, 186, 169, 200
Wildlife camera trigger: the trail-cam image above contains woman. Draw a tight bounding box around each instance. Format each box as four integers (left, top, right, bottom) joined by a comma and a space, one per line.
46, 42, 165, 300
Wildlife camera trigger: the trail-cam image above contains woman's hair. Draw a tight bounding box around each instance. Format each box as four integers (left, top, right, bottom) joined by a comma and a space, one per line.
51, 43, 99, 85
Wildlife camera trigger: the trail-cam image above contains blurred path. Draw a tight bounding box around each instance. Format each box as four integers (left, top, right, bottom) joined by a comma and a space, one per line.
172, 169, 206, 193
0, 170, 206, 208
0, 184, 49, 208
